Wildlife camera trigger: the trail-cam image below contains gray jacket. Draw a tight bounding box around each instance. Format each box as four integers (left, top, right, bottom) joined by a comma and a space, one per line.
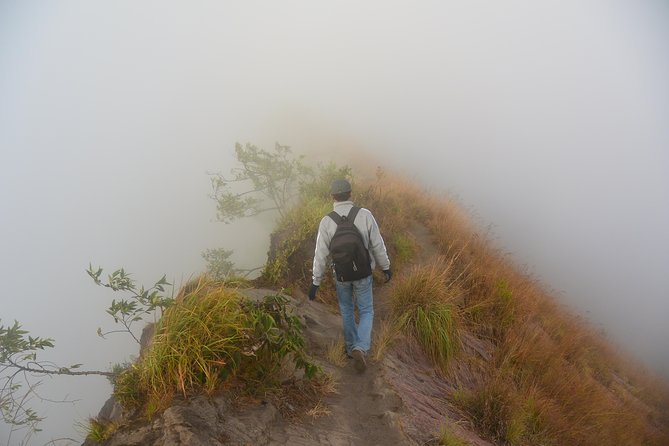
312, 200, 390, 286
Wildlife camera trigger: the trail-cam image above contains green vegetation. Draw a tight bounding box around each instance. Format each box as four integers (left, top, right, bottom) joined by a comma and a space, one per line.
0, 320, 113, 438
201, 248, 237, 281
209, 142, 311, 223
261, 162, 351, 287
391, 233, 416, 264
1, 143, 331, 439
112, 278, 319, 415
1, 265, 171, 439
87, 265, 174, 343
83, 417, 118, 442
390, 261, 461, 370
114, 279, 247, 411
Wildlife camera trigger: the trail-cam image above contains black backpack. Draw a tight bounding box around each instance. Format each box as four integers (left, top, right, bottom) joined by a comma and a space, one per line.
328, 207, 372, 282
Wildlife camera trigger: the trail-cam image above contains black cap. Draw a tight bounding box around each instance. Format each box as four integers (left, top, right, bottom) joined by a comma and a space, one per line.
330, 179, 352, 194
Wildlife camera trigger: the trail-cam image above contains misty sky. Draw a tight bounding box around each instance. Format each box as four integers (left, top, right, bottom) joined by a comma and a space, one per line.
2, 1, 668, 443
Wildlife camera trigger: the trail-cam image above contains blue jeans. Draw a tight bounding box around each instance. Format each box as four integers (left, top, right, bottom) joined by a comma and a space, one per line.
335, 275, 374, 354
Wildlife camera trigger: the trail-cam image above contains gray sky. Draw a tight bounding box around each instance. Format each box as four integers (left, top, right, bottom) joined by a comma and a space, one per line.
1, 1, 668, 443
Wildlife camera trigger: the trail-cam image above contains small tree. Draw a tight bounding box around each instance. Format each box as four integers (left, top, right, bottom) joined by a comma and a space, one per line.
202, 248, 237, 281
205, 142, 312, 278
209, 142, 311, 223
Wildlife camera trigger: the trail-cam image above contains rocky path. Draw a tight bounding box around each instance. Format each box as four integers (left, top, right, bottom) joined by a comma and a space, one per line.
269, 221, 446, 446
281, 285, 408, 446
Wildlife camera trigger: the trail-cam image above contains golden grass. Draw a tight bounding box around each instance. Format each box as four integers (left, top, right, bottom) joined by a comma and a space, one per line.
371, 318, 399, 362
113, 278, 324, 418
320, 372, 339, 395
82, 417, 119, 442
390, 260, 462, 370
438, 421, 471, 446
354, 170, 669, 445
325, 337, 348, 367
117, 279, 248, 412
236, 162, 669, 444
306, 401, 332, 418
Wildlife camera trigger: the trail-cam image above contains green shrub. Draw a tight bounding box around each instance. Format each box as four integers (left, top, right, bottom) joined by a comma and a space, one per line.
113, 280, 318, 414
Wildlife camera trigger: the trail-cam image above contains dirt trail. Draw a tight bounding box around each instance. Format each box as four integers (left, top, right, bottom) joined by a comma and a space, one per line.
275, 284, 405, 445
266, 221, 450, 446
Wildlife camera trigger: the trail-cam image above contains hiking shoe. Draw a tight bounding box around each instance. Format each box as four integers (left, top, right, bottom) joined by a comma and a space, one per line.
352, 349, 367, 373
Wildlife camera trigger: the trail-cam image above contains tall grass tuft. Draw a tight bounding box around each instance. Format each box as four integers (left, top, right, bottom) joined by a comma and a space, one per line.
82, 417, 118, 442
391, 259, 459, 310
133, 279, 248, 411
113, 278, 320, 415
371, 318, 399, 361
391, 260, 461, 369
325, 336, 348, 367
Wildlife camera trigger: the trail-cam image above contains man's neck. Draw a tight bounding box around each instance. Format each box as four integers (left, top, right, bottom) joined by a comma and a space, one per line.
333, 200, 354, 209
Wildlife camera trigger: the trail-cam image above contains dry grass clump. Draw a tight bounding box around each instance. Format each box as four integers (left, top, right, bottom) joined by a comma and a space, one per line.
371, 318, 399, 361
325, 337, 348, 367
454, 374, 560, 445
271, 372, 338, 421
82, 417, 120, 442
390, 260, 462, 370
305, 401, 332, 418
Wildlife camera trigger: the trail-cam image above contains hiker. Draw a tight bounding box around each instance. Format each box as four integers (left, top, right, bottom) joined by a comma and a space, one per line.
308, 178, 392, 372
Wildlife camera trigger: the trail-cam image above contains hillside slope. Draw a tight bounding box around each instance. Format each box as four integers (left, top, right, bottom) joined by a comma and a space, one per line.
88, 171, 669, 446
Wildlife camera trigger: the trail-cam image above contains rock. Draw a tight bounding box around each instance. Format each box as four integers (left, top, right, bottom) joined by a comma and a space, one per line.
139, 322, 155, 358
96, 395, 124, 424
89, 394, 283, 446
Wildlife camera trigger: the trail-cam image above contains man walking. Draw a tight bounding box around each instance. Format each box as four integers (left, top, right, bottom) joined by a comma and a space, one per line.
308, 178, 392, 372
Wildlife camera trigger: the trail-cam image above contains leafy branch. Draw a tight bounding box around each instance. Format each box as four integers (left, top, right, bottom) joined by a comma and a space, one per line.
0, 320, 113, 440
86, 265, 174, 344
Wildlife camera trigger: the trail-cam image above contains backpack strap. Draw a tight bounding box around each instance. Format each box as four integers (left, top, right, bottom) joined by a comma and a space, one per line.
328, 211, 343, 225
328, 206, 360, 225
346, 206, 361, 222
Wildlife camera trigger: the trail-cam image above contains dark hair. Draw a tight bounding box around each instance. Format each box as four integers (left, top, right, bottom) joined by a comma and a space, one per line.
332, 191, 351, 202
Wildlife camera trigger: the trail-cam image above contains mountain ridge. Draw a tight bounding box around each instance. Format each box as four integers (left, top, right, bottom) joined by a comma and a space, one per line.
86, 171, 669, 445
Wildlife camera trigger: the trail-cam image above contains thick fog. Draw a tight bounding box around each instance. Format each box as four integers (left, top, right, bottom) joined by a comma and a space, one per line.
2, 1, 668, 443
